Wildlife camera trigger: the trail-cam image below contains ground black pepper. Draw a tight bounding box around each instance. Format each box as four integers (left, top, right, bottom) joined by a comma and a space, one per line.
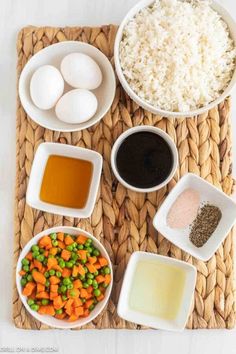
189, 204, 222, 248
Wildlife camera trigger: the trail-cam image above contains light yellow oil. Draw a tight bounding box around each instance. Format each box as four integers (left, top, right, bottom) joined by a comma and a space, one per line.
129, 260, 186, 320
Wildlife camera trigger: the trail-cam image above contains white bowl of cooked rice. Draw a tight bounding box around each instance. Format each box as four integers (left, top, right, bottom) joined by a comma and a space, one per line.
114, 0, 236, 117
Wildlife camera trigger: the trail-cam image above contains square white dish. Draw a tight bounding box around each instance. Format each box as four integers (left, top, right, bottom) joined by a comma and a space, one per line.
117, 251, 196, 331
26, 142, 103, 218
153, 173, 236, 261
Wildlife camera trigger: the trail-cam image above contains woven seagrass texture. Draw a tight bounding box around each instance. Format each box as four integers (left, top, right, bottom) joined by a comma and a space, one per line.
14, 25, 235, 329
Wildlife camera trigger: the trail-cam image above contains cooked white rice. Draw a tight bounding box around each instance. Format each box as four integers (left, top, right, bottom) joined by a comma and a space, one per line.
119, 0, 236, 112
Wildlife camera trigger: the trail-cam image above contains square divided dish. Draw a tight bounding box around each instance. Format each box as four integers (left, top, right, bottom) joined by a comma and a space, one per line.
153, 173, 236, 261
117, 252, 197, 331
26, 142, 103, 218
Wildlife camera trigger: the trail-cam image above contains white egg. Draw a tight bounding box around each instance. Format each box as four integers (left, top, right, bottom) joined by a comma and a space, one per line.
30, 65, 64, 110
55, 89, 98, 124
60, 53, 102, 90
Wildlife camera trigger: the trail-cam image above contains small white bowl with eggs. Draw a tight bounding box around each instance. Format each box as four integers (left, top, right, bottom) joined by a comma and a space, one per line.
19, 41, 116, 132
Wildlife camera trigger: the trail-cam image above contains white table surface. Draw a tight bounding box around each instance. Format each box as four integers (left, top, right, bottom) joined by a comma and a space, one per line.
0, 0, 236, 353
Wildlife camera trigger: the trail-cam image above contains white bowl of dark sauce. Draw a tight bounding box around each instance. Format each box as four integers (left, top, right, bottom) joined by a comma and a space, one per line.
111, 126, 178, 193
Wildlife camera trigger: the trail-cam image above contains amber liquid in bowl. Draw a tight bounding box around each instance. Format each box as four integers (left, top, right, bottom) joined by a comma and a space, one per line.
40, 155, 93, 209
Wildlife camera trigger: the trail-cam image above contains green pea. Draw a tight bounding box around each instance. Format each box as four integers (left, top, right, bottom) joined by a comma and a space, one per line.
56, 271, 62, 278
77, 244, 84, 250
69, 290, 76, 297
92, 280, 98, 287
102, 283, 108, 288
31, 245, 39, 252
59, 260, 65, 268
44, 271, 50, 278
79, 275, 85, 281
72, 242, 77, 248
32, 251, 40, 259
43, 259, 48, 266
92, 249, 100, 257
86, 238, 92, 245
71, 252, 78, 261
89, 304, 95, 311
23, 265, 29, 272
49, 269, 55, 276
45, 280, 50, 287
94, 270, 99, 276
65, 261, 73, 268
87, 273, 94, 279
66, 245, 73, 252
27, 299, 34, 306
81, 298, 86, 304
87, 278, 93, 285
93, 289, 101, 297
63, 277, 71, 286
20, 278, 27, 287
83, 282, 89, 288
27, 274, 33, 282
67, 284, 73, 290
30, 304, 39, 311
62, 295, 67, 301
55, 309, 63, 315
60, 285, 67, 293
81, 259, 87, 264
50, 233, 57, 240
52, 240, 58, 247
57, 247, 61, 253
48, 254, 54, 258
21, 258, 29, 266
41, 299, 49, 305
86, 247, 93, 253
39, 248, 45, 254
104, 267, 111, 275
100, 268, 105, 275
36, 254, 45, 262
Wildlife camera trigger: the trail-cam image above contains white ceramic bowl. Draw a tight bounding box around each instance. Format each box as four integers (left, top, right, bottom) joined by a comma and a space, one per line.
153, 173, 236, 261
117, 251, 196, 331
19, 41, 116, 132
111, 126, 178, 192
114, 0, 236, 118
26, 142, 102, 218
16, 226, 113, 329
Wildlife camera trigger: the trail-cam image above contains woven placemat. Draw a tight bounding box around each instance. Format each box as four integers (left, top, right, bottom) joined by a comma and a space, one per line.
13, 25, 235, 330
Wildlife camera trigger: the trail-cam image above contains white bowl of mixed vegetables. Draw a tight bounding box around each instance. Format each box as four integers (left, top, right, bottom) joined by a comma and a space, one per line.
16, 226, 113, 328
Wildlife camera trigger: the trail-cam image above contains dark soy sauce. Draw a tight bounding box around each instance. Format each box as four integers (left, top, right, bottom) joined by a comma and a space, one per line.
116, 132, 173, 189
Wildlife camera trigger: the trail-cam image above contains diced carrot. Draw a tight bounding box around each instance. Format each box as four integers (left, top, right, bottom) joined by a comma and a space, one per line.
34, 259, 43, 271
98, 257, 108, 267
57, 232, 64, 241
85, 299, 94, 309
62, 268, 72, 278
65, 307, 73, 316
36, 291, 50, 299
30, 289, 37, 300
19, 270, 26, 276
74, 306, 84, 317
72, 265, 79, 277
47, 257, 58, 270
30, 262, 34, 271
82, 309, 90, 317
68, 313, 78, 321
49, 247, 58, 256
25, 252, 33, 261
97, 294, 105, 302
53, 295, 64, 310
76, 234, 88, 245
64, 235, 74, 245
22, 282, 36, 297
86, 263, 97, 273
104, 274, 111, 285
55, 312, 66, 320
44, 250, 49, 257
88, 256, 97, 264
39, 236, 52, 249
49, 276, 60, 285
38, 305, 55, 316
65, 298, 74, 309
37, 283, 45, 293
95, 275, 105, 284
32, 271, 46, 285
73, 279, 82, 289
41, 266, 46, 274
61, 249, 71, 261
87, 286, 93, 294
67, 288, 80, 299
50, 284, 58, 293
77, 263, 85, 276
50, 292, 58, 300
73, 297, 83, 307
58, 241, 65, 249
54, 265, 63, 273
77, 250, 87, 260
80, 288, 89, 299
